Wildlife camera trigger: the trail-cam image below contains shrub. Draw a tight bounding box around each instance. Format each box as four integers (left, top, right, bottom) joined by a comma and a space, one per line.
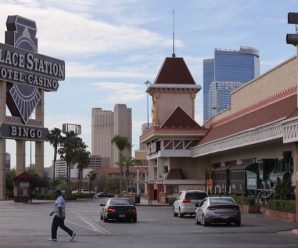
267, 199, 296, 213
232, 196, 255, 206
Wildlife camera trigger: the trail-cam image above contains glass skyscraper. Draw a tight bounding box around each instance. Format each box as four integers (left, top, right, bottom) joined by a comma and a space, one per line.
203, 46, 260, 123
208, 81, 243, 118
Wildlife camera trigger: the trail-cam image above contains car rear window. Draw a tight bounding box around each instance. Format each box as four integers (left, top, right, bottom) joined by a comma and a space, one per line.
110, 199, 132, 205
185, 192, 207, 200
210, 198, 235, 205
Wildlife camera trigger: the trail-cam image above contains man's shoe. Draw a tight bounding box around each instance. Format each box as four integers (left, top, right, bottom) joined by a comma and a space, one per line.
48, 238, 57, 241
70, 232, 76, 241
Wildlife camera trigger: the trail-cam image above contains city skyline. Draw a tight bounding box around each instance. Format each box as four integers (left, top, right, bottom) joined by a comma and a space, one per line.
0, 0, 296, 168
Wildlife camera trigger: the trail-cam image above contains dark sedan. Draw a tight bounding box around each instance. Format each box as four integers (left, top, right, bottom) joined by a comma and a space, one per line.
100, 198, 137, 223
95, 192, 115, 198
195, 196, 241, 226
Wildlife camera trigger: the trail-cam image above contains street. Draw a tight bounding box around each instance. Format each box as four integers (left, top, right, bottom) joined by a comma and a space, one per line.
0, 199, 298, 247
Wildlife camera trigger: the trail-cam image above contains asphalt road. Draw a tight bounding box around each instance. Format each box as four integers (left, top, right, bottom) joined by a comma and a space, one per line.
0, 199, 298, 247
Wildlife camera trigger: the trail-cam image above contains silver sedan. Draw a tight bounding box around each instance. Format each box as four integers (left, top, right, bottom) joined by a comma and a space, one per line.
195, 196, 241, 226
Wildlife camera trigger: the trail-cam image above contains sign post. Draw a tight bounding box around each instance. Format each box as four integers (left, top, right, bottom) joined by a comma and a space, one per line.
0, 16, 65, 199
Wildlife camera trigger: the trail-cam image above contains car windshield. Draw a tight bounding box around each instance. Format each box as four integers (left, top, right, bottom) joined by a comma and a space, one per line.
186, 192, 207, 200
210, 198, 235, 205
109, 199, 132, 205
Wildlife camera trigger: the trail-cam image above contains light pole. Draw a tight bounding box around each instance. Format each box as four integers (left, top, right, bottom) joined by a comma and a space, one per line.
287, 13, 298, 108
286, 12, 298, 221
144, 81, 151, 129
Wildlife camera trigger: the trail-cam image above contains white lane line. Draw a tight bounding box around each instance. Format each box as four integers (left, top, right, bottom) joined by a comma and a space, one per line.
78, 215, 111, 235
66, 219, 101, 233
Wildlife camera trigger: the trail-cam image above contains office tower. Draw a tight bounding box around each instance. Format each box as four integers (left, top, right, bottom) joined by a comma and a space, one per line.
208, 81, 243, 117
91, 108, 114, 166
91, 104, 132, 167
203, 46, 260, 123
113, 104, 132, 166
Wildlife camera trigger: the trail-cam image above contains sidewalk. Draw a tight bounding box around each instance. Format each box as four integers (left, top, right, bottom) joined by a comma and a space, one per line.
136, 197, 169, 206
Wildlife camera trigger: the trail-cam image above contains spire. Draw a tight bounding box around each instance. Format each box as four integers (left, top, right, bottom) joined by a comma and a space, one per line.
172, 9, 176, 58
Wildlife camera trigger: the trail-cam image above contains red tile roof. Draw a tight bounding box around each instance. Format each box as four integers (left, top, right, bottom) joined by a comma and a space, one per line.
96, 166, 146, 174
161, 106, 206, 131
154, 57, 196, 85
200, 94, 297, 144
14, 172, 33, 181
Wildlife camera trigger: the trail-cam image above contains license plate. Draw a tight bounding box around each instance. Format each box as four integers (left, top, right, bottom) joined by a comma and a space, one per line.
119, 214, 125, 218
221, 216, 229, 219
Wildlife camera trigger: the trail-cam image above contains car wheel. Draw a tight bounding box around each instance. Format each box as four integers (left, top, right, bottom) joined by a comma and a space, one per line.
235, 220, 241, 226
103, 216, 108, 222
173, 207, 178, 217
202, 215, 209, 226
132, 217, 137, 223
179, 209, 184, 218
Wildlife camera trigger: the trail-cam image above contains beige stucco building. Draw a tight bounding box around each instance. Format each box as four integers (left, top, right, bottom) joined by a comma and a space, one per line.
92, 104, 132, 167
141, 53, 298, 219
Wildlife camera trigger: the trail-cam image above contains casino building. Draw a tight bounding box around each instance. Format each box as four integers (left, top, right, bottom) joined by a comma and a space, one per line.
141, 51, 298, 218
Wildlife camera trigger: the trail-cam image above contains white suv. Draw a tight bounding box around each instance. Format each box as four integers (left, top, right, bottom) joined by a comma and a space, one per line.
173, 190, 208, 217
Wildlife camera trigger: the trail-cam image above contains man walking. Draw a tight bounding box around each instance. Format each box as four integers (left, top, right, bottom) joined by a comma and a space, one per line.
49, 189, 76, 242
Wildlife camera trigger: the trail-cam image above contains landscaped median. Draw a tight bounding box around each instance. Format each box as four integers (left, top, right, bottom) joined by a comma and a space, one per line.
233, 196, 296, 222
232, 196, 260, 214
261, 199, 296, 222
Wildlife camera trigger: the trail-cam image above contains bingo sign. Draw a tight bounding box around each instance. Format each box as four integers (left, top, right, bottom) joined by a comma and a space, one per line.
0, 16, 65, 141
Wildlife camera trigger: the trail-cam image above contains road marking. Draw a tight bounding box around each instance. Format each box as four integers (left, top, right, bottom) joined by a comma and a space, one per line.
78, 215, 111, 235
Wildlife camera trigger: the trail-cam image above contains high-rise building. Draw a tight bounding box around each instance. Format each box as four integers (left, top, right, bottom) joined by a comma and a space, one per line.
92, 104, 132, 167
203, 46, 260, 123
208, 81, 243, 117
113, 104, 132, 166
91, 108, 113, 166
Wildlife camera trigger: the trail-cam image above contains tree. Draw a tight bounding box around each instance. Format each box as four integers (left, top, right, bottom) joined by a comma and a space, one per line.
47, 128, 63, 180
5, 169, 16, 198
122, 157, 141, 192
111, 135, 131, 176
87, 171, 97, 193
76, 143, 90, 192
58, 131, 82, 196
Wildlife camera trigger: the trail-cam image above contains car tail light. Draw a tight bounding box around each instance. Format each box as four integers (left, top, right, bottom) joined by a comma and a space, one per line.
234, 205, 240, 210
128, 207, 136, 213
182, 198, 191, 203
107, 207, 116, 213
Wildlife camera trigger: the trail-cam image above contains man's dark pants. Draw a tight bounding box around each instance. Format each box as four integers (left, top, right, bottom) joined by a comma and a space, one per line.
51, 215, 73, 239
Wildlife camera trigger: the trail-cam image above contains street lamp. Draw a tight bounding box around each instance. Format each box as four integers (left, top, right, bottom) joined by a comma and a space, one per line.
144, 81, 151, 129
287, 12, 298, 108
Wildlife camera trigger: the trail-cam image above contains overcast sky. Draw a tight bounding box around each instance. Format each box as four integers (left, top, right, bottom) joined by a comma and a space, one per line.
0, 0, 297, 168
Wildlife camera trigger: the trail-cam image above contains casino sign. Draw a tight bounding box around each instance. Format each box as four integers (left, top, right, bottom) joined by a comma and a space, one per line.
0, 15, 65, 141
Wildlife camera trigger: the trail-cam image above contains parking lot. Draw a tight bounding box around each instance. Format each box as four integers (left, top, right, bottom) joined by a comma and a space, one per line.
1, 199, 298, 247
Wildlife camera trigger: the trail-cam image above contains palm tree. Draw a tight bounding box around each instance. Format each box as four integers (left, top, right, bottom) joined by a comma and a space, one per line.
122, 157, 141, 192
58, 131, 82, 196
87, 171, 97, 193
76, 143, 90, 192
111, 135, 131, 176
47, 128, 63, 180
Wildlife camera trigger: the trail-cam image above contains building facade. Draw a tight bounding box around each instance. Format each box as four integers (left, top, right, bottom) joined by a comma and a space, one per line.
203, 46, 260, 123
140, 56, 207, 202
91, 104, 132, 167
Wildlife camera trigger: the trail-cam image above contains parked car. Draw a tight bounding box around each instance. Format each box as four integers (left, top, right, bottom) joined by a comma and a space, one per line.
100, 198, 137, 222
173, 190, 208, 217
72, 189, 94, 195
195, 196, 241, 226
95, 192, 115, 198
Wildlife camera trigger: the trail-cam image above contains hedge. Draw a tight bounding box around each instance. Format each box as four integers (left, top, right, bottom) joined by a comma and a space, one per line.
266, 199, 296, 214
232, 196, 255, 206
